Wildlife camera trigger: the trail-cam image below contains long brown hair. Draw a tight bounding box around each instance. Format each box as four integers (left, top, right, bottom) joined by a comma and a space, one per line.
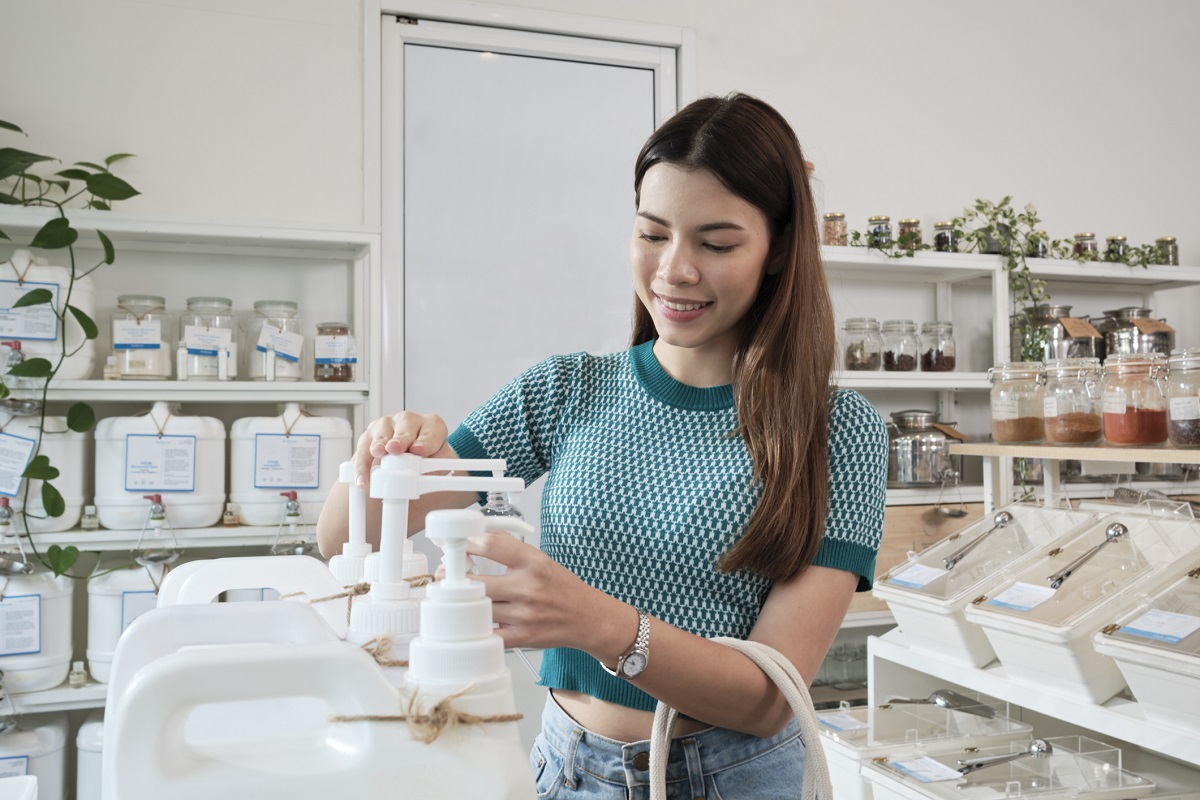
631, 93, 835, 583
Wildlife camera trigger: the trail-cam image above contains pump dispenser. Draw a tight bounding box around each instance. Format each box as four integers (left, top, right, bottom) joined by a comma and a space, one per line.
327, 460, 372, 585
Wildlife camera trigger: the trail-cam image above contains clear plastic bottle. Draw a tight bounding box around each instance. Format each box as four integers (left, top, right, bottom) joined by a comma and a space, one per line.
988, 362, 1045, 443
881, 320, 919, 372
112, 294, 172, 379
244, 300, 303, 381
842, 318, 883, 371
180, 296, 237, 380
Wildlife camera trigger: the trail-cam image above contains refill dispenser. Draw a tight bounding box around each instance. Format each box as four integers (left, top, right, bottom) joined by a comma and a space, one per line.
326, 461, 371, 585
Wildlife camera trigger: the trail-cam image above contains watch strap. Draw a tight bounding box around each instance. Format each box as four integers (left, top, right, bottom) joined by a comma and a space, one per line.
599, 607, 649, 679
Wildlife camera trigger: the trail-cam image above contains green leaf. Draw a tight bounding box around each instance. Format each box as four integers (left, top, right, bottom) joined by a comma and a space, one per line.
66, 401, 96, 433
67, 304, 99, 340
86, 172, 139, 201
21, 455, 59, 481
105, 153, 135, 166
0, 228, 9, 239
0, 383, 8, 399
46, 179, 70, 194
46, 542, 78, 576
0, 194, 22, 205
74, 161, 107, 172
8, 357, 53, 378
87, 200, 111, 211
12, 288, 54, 308
29, 217, 78, 249
0, 120, 25, 134
55, 168, 92, 181
97, 229, 115, 264
0, 147, 54, 181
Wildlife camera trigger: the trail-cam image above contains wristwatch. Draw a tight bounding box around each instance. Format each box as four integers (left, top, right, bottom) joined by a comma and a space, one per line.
600, 608, 650, 680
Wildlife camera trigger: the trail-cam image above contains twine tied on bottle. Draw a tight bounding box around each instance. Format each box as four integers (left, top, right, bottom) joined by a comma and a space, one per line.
358, 635, 408, 668
117, 303, 166, 325
330, 684, 523, 744
132, 406, 173, 439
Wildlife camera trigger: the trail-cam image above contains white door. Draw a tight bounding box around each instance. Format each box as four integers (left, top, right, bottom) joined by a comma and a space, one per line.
381, 15, 678, 749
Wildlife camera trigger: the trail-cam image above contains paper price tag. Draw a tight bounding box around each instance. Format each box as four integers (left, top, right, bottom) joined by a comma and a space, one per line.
113, 318, 163, 350
1131, 317, 1174, 335
887, 562, 949, 590
1119, 608, 1200, 645
991, 396, 1019, 421
0, 594, 41, 656
1169, 396, 1200, 422
255, 326, 303, 363
125, 434, 197, 492
986, 581, 1056, 612
1060, 317, 1102, 339
818, 712, 870, 732
0, 756, 29, 778
1103, 390, 1127, 415
888, 756, 963, 783
1043, 396, 1058, 418
0, 431, 37, 497
254, 433, 320, 489
0, 279, 59, 340
184, 325, 233, 357
314, 334, 357, 365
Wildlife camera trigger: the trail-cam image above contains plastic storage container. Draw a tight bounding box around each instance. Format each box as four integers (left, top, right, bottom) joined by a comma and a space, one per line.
229, 403, 352, 526
0, 409, 87, 534
1167, 349, 1200, 448
962, 512, 1200, 703
1092, 566, 1200, 730
1101, 352, 1168, 446
111, 294, 172, 379
86, 563, 166, 683
93, 401, 227, 530
76, 710, 103, 800
0, 567, 73, 693
817, 696, 1032, 800
244, 300, 303, 381
1043, 357, 1103, 445
0, 713, 67, 800
988, 361, 1044, 443
179, 296, 237, 380
861, 735, 1154, 800
874, 504, 1097, 668
0, 250, 97, 381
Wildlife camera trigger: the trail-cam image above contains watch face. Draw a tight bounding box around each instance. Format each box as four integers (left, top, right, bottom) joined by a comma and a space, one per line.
621, 651, 647, 677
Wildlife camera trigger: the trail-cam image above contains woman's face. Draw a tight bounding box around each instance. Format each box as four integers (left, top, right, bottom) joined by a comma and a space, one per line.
631, 163, 774, 373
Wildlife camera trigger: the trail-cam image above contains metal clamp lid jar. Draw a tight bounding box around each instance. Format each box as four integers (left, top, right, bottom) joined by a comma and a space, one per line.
111, 294, 172, 380
988, 361, 1045, 443
1043, 357, 1102, 445
842, 317, 882, 371
1100, 352, 1168, 446
244, 299, 303, 381
1166, 348, 1200, 448
886, 409, 962, 488
881, 319, 918, 372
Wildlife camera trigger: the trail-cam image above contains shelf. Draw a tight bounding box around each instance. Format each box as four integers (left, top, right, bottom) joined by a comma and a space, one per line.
9, 679, 107, 713
835, 371, 991, 391
29, 379, 370, 404
28, 525, 316, 552
1025, 255, 1200, 291
885, 485, 985, 506
841, 610, 895, 629
951, 441, 1200, 465
821, 246, 997, 284
870, 628, 1200, 766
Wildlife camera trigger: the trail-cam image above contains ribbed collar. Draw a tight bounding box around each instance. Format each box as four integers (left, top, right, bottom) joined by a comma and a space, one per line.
629, 340, 736, 411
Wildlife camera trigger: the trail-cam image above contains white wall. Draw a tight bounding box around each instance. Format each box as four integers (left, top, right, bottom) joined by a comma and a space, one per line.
3, 0, 1198, 336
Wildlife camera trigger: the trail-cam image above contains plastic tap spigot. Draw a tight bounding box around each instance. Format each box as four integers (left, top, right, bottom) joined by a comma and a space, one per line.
142, 495, 165, 521
279, 491, 301, 517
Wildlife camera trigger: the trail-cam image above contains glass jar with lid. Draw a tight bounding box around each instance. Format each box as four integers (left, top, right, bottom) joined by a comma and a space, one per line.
244, 300, 304, 381
881, 320, 919, 372
867, 216, 892, 248
1100, 352, 1168, 446
1073, 232, 1098, 260
988, 362, 1044, 443
842, 318, 882, 371
1166, 349, 1200, 448
1043, 358, 1102, 445
821, 212, 847, 246
897, 219, 922, 250
111, 294, 172, 380
919, 321, 956, 371
932, 221, 957, 252
1105, 235, 1127, 261
1155, 236, 1179, 266
313, 321, 356, 382
179, 296, 237, 381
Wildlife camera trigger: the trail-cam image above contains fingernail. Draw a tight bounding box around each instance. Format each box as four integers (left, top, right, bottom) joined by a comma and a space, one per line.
355, 474, 365, 487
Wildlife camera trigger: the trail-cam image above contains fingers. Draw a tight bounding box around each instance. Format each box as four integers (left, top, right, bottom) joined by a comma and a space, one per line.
351, 411, 449, 486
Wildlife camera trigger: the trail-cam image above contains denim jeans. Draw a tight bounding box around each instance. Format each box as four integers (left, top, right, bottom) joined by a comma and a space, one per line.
529, 695, 807, 799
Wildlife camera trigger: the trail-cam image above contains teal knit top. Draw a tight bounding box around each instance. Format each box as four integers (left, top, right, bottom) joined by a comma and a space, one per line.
448, 340, 888, 712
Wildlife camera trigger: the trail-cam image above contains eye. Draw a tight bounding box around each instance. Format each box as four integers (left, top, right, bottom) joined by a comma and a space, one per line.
704, 243, 735, 254
639, 232, 666, 243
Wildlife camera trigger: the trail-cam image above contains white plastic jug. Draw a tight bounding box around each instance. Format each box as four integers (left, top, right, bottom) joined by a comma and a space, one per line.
93, 401, 226, 530
0, 410, 86, 534
85, 563, 166, 683
0, 776, 38, 800
76, 711, 103, 800
0, 712, 67, 800
229, 403, 350, 527
1, 250, 97, 381
0, 569, 72, 693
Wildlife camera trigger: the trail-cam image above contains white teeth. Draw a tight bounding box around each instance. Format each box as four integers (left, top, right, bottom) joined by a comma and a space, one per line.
662, 299, 709, 312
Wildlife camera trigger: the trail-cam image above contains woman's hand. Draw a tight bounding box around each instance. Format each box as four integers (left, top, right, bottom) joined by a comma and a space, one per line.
352, 411, 450, 486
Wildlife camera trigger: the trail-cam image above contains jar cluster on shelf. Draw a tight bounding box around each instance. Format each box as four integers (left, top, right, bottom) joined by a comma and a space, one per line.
842, 318, 956, 372
988, 350, 1200, 448
1011, 304, 1175, 364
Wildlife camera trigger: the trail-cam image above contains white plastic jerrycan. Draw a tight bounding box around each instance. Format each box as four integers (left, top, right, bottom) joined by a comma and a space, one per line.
1, 249, 97, 381
85, 563, 166, 683
0, 711, 67, 800
76, 710, 103, 800
0, 408, 87, 534
0, 561, 73, 694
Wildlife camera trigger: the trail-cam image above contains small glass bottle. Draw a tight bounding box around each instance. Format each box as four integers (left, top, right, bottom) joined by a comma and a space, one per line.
80, 504, 100, 531
180, 296, 237, 381
821, 212, 847, 246
223, 504, 240, 527
881, 320, 919, 372
244, 300, 304, 381
988, 362, 1045, 443
867, 215, 892, 248
841, 318, 883, 371
897, 219, 922, 250
1105, 235, 1127, 261
933, 221, 957, 253
1156, 236, 1179, 266
1073, 232, 1098, 260
1100, 352, 1168, 446
313, 321, 356, 382
1166, 349, 1200, 448
69, 660, 87, 687
112, 294, 173, 379
1043, 358, 1102, 445
919, 321, 956, 372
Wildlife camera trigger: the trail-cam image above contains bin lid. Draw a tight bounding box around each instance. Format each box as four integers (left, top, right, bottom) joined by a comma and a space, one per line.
816, 698, 1031, 757
1102, 567, 1200, 658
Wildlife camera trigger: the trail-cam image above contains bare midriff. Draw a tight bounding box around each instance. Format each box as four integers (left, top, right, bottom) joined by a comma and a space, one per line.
553, 689, 711, 742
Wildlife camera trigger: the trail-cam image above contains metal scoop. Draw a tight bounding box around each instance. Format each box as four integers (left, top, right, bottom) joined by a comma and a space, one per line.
943, 511, 1014, 570
958, 738, 1052, 775
886, 689, 996, 719
1047, 522, 1126, 590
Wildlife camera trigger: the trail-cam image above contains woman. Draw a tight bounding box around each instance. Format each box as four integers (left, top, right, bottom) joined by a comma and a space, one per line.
318, 92, 887, 798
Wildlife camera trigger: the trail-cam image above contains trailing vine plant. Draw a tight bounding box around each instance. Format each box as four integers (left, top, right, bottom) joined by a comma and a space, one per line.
846, 227, 931, 259
0, 118, 139, 576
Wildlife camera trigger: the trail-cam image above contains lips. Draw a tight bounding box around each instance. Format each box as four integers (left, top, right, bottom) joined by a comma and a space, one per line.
656, 295, 712, 321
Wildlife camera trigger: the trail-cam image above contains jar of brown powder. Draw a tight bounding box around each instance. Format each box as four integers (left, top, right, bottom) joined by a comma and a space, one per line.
1043, 358, 1102, 445
989, 361, 1045, 443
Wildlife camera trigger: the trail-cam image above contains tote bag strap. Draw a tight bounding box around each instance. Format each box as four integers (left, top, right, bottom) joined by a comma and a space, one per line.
648, 637, 833, 800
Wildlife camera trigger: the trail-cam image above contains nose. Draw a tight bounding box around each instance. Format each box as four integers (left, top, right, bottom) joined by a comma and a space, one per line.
657, 244, 699, 285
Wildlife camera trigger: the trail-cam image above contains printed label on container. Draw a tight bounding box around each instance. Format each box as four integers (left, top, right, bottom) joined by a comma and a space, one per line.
1103, 390, 1127, 415
0, 279, 59, 340
125, 434, 197, 492
255, 326, 303, 363
1043, 396, 1058, 418
314, 334, 357, 365
0, 594, 41, 656
1169, 395, 1200, 422
887, 756, 963, 783
113, 318, 163, 350
991, 396, 1019, 421
0, 431, 37, 497
121, 589, 159, 634
183, 325, 233, 357
986, 581, 1056, 612
254, 433, 320, 489
818, 712, 870, 732
0, 756, 29, 778
1119, 608, 1200, 645
887, 562, 949, 590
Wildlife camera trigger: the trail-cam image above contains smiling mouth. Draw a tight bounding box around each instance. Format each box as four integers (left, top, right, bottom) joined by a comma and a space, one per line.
659, 298, 713, 312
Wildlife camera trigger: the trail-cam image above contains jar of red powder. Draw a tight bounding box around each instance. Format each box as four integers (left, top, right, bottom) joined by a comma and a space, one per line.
1100, 353, 1168, 446
1044, 357, 1102, 445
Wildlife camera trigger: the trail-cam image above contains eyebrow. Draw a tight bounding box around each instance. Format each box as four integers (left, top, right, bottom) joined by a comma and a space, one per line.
637, 211, 745, 233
